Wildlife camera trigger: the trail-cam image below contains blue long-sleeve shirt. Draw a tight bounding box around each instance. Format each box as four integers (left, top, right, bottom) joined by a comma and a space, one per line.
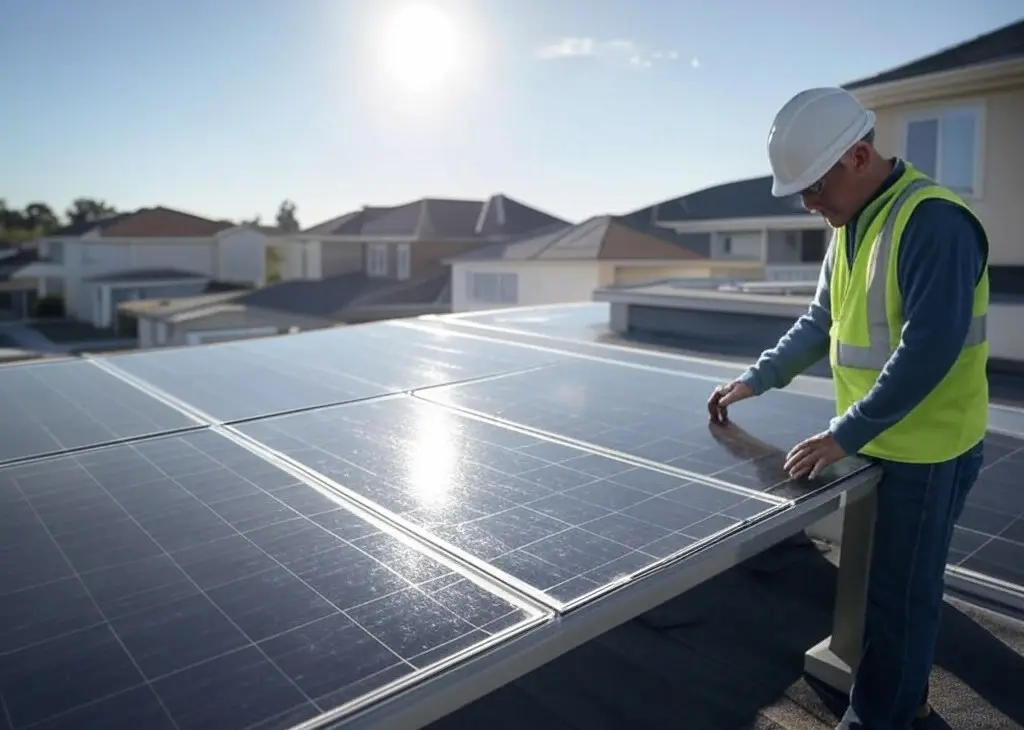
739, 162, 987, 457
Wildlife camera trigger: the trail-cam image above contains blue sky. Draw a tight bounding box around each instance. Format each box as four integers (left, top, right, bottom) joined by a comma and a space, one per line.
2, 1, 1021, 229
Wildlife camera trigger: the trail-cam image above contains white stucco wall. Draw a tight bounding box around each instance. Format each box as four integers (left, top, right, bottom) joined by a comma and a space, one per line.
450, 262, 605, 312
216, 229, 273, 285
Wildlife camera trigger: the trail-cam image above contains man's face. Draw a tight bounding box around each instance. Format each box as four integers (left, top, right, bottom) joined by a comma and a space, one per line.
799, 143, 872, 228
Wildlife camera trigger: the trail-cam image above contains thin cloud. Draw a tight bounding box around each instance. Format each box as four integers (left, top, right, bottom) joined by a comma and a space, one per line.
534, 37, 685, 69
690, 56, 701, 69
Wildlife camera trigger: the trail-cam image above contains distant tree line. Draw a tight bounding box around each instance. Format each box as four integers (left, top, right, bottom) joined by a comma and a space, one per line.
0, 198, 301, 246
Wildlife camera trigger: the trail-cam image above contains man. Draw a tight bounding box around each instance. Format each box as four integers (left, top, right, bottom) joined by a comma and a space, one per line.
706, 87, 989, 730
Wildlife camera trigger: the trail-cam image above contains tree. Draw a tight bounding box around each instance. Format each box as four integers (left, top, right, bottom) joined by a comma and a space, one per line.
0, 199, 62, 245
275, 199, 300, 232
22, 203, 60, 233
65, 198, 117, 226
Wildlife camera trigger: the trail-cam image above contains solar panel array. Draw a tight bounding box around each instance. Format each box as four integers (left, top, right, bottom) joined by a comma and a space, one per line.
1, 308, 1019, 730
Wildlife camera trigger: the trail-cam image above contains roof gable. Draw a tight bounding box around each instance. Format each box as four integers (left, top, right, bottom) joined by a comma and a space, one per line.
843, 19, 1024, 89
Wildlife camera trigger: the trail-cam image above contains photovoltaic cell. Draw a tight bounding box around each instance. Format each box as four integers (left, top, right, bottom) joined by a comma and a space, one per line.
0, 359, 197, 465
416, 359, 872, 500
236, 396, 781, 607
0, 430, 539, 730
102, 323, 566, 423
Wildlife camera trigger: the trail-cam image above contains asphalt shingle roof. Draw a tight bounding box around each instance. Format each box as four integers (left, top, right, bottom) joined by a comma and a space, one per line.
302, 194, 567, 239
641, 175, 811, 224
451, 216, 706, 262
48, 207, 233, 239
844, 19, 1024, 90
129, 271, 451, 324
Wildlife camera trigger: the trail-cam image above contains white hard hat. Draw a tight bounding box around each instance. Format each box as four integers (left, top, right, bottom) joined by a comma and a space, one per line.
767, 87, 876, 197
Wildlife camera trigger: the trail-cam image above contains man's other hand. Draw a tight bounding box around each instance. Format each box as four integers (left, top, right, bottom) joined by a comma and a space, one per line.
784, 431, 847, 480
707, 381, 754, 424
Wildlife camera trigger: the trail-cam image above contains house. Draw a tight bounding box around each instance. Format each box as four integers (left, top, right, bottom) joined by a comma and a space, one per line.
15, 207, 284, 328
628, 176, 832, 283
842, 17, 1024, 295
447, 215, 762, 312
286, 194, 568, 282
118, 270, 451, 348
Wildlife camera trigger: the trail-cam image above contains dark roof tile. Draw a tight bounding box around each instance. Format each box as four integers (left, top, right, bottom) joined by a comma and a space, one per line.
302, 195, 568, 240
844, 19, 1024, 89
451, 216, 706, 262
642, 176, 810, 223
49, 207, 232, 239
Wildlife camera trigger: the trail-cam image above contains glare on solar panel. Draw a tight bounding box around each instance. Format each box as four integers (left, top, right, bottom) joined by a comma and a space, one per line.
234, 395, 782, 607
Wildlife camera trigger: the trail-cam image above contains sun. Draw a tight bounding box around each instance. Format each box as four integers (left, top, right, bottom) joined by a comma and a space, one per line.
379, 4, 461, 95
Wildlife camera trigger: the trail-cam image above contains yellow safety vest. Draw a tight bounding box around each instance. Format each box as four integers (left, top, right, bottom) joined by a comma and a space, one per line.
828, 164, 989, 463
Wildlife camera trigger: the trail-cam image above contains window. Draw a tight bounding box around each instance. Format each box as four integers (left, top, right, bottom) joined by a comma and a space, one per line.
396, 243, 411, 280
367, 244, 388, 277
903, 105, 982, 196
45, 240, 64, 263
466, 272, 517, 304
717, 232, 762, 260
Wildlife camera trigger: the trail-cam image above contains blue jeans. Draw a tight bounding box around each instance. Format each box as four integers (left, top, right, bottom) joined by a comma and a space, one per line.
837, 439, 985, 730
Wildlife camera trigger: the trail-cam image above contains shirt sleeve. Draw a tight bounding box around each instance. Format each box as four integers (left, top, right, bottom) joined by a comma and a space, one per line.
829, 199, 986, 455
739, 236, 834, 395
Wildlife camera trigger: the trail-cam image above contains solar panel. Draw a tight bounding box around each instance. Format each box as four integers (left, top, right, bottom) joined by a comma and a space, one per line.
948, 431, 1024, 587
101, 323, 566, 423
0, 359, 198, 465
0, 429, 542, 730
393, 317, 753, 384
236, 395, 782, 607
415, 358, 870, 501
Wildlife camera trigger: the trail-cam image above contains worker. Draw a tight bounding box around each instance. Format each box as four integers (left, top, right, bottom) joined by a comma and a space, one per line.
706, 87, 989, 730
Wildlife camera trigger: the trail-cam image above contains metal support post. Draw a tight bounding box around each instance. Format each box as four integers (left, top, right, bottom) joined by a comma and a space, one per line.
804, 477, 879, 694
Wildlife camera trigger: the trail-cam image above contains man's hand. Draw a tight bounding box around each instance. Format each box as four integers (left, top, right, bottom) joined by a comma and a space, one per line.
784, 431, 847, 480
707, 381, 754, 424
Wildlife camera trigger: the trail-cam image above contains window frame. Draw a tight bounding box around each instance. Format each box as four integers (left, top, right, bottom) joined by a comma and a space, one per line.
367, 243, 389, 277
900, 102, 986, 199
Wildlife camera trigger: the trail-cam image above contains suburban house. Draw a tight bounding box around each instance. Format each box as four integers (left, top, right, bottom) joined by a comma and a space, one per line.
15, 207, 284, 329
843, 17, 1024, 295
282, 193, 568, 282
446, 214, 761, 312
630, 176, 831, 283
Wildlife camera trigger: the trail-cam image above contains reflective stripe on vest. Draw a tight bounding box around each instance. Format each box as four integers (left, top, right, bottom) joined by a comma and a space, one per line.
834, 179, 988, 370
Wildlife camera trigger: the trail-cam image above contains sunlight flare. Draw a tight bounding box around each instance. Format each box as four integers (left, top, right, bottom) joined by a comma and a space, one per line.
379, 3, 462, 95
